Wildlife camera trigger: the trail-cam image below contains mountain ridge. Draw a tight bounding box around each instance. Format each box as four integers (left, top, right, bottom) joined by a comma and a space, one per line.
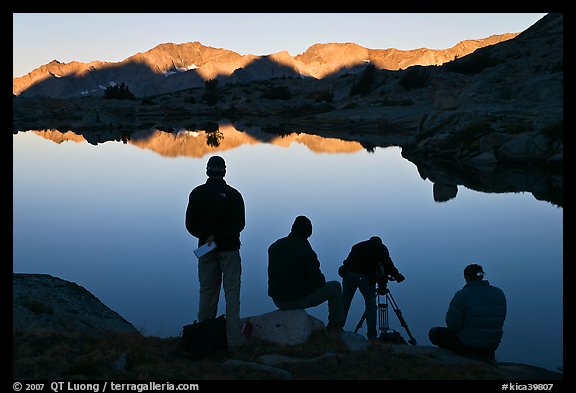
13, 33, 519, 98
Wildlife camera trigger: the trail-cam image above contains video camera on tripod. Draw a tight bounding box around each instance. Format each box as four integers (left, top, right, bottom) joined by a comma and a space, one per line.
355, 274, 417, 345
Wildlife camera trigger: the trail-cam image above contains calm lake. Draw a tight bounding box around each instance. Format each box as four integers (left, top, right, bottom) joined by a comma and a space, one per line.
12, 125, 563, 373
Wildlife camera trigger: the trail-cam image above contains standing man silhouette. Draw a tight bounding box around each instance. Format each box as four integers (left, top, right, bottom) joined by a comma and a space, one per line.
185, 155, 246, 347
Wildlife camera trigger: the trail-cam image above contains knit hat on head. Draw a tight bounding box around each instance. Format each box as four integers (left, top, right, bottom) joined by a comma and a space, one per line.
206, 156, 226, 177
464, 264, 485, 281
291, 215, 312, 238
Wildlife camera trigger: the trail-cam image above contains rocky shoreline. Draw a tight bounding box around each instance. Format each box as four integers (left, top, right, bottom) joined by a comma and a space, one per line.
13, 273, 564, 380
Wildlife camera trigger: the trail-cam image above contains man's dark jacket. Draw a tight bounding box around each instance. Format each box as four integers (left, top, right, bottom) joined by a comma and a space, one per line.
268, 231, 326, 301
185, 177, 245, 251
446, 280, 507, 349
341, 238, 401, 284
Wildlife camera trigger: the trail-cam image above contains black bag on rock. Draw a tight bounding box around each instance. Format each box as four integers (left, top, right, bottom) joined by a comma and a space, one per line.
180, 314, 228, 359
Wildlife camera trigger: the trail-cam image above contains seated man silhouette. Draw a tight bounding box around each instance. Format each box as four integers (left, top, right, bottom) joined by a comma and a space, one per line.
267, 215, 345, 333
429, 263, 507, 361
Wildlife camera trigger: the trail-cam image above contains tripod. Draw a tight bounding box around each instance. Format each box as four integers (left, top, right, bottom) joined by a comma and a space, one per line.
354, 285, 417, 345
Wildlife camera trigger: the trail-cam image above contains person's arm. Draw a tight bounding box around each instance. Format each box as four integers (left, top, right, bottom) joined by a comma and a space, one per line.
378, 244, 404, 282
231, 191, 246, 234
445, 292, 464, 331
304, 242, 326, 288
185, 191, 203, 238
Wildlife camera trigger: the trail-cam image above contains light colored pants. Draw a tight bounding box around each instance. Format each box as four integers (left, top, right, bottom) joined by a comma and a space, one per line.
197, 249, 245, 347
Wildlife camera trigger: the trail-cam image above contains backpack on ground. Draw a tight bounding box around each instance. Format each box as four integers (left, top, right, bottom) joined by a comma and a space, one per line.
180, 314, 228, 360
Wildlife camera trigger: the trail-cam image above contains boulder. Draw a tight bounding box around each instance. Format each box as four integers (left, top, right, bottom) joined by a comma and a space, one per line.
244, 309, 325, 345
13, 273, 139, 336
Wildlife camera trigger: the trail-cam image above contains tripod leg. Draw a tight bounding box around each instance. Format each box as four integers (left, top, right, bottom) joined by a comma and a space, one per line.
387, 292, 417, 345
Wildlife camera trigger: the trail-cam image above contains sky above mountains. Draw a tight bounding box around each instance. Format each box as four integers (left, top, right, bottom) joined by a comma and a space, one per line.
13, 13, 547, 78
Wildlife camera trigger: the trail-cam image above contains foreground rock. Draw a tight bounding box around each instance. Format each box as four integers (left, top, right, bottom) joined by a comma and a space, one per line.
13, 273, 138, 336
245, 309, 326, 345
12, 273, 563, 380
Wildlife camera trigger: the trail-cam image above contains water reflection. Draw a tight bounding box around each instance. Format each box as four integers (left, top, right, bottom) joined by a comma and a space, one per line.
206, 130, 224, 147
13, 128, 563, 372
24, 123, 563, 207
408, 154, 563, 208
433, 183, 458, 203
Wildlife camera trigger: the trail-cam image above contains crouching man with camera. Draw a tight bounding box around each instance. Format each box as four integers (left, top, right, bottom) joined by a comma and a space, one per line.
338, 236, 405, 341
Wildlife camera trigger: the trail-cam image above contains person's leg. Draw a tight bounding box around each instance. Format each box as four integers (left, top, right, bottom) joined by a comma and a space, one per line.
429, 327, 496, 361
324, 281, 346, 329
466, 346, 497, 361
429, 327, 468, 353
220, 250, 245, 347
341, 272, 358, 323
273, 281, 345, 330
197, 252, 222, 322
356, 275, 377, 339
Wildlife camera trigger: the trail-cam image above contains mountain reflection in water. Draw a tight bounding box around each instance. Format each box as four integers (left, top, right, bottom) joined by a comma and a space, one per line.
30, 123, 562, 207
13, 126, 563, 373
